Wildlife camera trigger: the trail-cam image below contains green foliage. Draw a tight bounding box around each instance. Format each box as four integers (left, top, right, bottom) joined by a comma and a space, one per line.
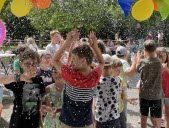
0, 0, 169, 45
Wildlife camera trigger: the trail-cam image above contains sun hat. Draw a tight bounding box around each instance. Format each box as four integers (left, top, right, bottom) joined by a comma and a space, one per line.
102, 54, 113, 66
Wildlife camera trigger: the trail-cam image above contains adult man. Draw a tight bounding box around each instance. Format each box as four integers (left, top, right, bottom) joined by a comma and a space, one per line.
52, 30, 104, 128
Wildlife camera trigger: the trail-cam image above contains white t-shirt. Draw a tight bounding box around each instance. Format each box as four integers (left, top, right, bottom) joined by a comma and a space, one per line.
29, 44, 37, 52
45, 43, 60, 57
94, 76, 122, 122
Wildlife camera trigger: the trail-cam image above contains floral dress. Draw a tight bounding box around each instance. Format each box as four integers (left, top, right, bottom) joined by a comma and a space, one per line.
43, 84, 62, 128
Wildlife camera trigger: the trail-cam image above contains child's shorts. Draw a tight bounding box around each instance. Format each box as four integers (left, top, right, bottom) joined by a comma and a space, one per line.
139, 98, 162, 118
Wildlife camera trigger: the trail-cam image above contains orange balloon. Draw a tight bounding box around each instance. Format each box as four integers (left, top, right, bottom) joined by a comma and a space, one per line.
31, 0, 51, 9
152, 0, 158, 11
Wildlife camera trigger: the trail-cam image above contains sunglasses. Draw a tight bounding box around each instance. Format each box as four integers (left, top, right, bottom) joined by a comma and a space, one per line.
42, 57, 52, 60
23, 61, 39, 67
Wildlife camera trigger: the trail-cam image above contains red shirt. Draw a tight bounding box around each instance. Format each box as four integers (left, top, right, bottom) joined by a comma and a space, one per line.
61, 65, 102, 88
162, 68, 169, 98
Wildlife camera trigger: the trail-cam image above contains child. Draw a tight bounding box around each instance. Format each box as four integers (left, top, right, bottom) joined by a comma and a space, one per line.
157, 47, 169, 128
45, 30, 62, 57
52, 29, 104, 127
38, 52, 53, 87
111, 58, 138, 128
26, 37, 39, 52
137, 40, 163, 128
4, 50, 45, 128
93, 54, 121, 128
13, 45, 29, 74
41, 67, 64, 128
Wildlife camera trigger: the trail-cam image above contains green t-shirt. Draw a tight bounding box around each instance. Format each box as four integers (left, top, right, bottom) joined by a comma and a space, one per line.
13, 58, 24, 74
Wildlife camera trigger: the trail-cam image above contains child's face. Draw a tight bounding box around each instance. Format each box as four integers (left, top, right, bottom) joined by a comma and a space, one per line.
20, 58, 39, 72
159, 52, 167, 63
51, 33, 61, 43
112, 66, 121, 76
52, 69, 62, 81
41, 55, 52, 66
71, 54, 83, 70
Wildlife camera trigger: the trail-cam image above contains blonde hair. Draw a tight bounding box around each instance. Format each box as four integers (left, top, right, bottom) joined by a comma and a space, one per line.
39, 51, 51, 59
50, 30, 60, 37
112, 58, 123, 68
26, 37, 39, 51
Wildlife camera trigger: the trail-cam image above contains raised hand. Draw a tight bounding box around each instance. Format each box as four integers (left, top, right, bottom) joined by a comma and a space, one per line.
88, 31, 97, 47
131, 55, 137, 64
66, 29, 79, 44
162, 63, 168, 70
20, 67, 38, 82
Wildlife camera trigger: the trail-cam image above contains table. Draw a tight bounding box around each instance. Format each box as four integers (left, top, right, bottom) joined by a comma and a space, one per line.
38, 50, 46, 54
0, 54, 16, 75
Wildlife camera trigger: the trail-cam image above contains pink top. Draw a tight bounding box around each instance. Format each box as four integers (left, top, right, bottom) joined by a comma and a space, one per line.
162, 68, 169, 98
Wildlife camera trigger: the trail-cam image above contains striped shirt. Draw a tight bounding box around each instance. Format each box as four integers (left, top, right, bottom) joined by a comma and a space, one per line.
59, 65, 102, 127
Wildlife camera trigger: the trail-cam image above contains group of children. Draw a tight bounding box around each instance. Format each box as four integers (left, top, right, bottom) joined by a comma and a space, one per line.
0, 29, 169, 128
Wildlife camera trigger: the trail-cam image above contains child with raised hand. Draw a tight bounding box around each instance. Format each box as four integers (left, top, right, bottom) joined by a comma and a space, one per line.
41, 67, 64, 128
137, 40, 163, 128
157, 47, 169, 128
52, 29, 104, 128
93, 54, 122, 128
4, 50, 45, 128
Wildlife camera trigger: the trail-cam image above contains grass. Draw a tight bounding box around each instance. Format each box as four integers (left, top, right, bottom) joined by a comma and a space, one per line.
2, 46, 17, 52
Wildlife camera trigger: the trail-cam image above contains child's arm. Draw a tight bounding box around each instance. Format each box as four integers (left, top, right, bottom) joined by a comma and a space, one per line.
121, 88, 138, 105
1, 67, 38, 85
67, 41, 76, 65
89, 32, 104, 70
92, 98, 96, 128
39, 100, 43, 128
52, 29, 79, 73
162, 63, 169, 74
124, 55, 137, 77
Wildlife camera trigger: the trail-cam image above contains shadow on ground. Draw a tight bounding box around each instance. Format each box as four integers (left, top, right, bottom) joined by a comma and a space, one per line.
0, 118, 9, 128
127, 109, 140, 117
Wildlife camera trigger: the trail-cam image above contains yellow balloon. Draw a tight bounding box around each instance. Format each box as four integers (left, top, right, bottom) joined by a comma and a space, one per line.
132, 0, 154, 21
0, 0, 6, 12
11, 0, 31, 17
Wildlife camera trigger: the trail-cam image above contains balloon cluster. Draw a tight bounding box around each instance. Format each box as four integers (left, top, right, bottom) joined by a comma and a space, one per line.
119, 0, 169, 21
0, 0, 51, 17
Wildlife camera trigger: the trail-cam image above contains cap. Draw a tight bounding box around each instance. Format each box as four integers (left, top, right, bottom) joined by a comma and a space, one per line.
116, 46, 127, 56
102, 54, 113, 66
